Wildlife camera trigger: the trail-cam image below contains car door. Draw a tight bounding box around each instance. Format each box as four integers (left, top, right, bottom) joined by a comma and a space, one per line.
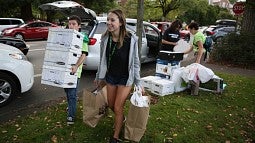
25, 23, 40, 39
143, 23, 161, 59
39, 22, 52, 39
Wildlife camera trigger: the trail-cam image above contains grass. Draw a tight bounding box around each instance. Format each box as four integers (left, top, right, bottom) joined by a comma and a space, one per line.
1, 72, 255, 143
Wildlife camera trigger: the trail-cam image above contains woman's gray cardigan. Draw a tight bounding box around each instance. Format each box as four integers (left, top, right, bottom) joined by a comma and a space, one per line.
95, 32, 141, 87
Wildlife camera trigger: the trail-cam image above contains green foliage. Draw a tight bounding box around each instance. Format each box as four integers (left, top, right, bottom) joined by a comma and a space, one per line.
211, 33, 255, 69
81, 0, 118, 14
0, 73, 255, 142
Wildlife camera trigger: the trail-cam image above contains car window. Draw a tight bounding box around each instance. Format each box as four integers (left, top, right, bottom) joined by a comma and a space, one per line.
225, 27, 235, 32
11, 20, 23, 25
0, 20, 10, 25
144, 25, 158, 36
126, 23, 145, 37
95, 22, 107, 34
27, 23, 39, 27
42, 22, 51, 27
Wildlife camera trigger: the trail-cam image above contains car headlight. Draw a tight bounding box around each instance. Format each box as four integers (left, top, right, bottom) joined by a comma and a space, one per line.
9, 53, 27, 60
4, 29, 14, 34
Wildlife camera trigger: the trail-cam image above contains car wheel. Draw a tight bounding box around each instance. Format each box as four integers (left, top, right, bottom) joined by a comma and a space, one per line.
14, 33, 24, 40
0, 72, 20, 107
215, 37, 223, 44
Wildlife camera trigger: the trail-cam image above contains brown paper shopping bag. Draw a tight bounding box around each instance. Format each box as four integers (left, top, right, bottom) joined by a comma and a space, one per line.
124, 102, 150, 142
82, 86, 108, 127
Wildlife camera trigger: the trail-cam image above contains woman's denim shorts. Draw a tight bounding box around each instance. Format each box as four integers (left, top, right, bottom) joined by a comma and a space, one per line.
105, 73, 128, 86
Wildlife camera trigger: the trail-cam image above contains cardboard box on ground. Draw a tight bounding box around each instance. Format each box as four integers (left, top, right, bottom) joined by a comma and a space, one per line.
41, 28, 84, 88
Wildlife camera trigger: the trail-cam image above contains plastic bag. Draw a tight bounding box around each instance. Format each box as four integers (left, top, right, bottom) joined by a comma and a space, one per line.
130, 86, 149, 107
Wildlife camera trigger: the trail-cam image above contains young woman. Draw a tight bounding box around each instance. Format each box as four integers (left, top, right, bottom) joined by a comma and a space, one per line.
184, 22, 206, 63
161, 19, 182, 51
94, 9, 143, 143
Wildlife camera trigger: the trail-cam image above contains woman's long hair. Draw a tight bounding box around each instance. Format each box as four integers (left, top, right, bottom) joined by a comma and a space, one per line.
103, 9, 128, 48
168, 19, 182, 33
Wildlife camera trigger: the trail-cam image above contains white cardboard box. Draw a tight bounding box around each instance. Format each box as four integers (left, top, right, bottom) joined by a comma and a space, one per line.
41, 65, 77, 88
151, 79, 175, 96
141, 76, 162, 90
47, 28, 84, 48
43, 49, 80, 68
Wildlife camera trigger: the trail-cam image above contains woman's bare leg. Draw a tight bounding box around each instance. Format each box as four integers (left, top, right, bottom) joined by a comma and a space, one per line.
113, 85, 132, 139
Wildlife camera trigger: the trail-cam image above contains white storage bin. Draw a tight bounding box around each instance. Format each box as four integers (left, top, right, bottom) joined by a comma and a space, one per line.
141, 76, 162, 90
151, 79, 175, 96
43, 49, 80, 68
41, 65, 77, 88
47, 28, 84, 48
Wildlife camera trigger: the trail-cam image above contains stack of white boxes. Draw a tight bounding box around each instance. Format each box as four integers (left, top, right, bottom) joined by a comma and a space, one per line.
141, 52, 184, 96
41, 28, 84, 88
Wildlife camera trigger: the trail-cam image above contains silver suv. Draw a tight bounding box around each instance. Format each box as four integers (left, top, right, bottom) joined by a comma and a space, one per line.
40, 1, 162, 70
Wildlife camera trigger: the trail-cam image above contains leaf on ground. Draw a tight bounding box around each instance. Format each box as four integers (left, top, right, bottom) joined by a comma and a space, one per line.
70, 131, 74, 136
173, 133, 177, 137
2, 130, 8, 133
16, 127, 21, 131
206, 125, 213, 130
51, 135, 58, 143
13, 135, 18, 141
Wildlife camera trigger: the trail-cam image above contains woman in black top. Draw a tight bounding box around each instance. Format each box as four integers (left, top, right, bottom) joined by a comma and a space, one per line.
161, 20, 182, 51
95, 9, 143, 143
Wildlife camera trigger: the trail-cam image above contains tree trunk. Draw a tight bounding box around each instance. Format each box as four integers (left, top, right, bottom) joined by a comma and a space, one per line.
20, 2, 33, 22
137, 0, 144, 62
241, 0, 255, 33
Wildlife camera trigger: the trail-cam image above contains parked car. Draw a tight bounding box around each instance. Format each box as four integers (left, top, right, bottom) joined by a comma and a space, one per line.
1, 21, 58, 41
0, 36, 29, 55
0, 18, 24, 35
0, 43, 34, 107
40, 1, 162, 70
216, 19, 237, 27
211, 26, 236, 43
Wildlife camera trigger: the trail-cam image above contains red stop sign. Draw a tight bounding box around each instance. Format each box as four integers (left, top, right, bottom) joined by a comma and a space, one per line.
233, 2, 245, 15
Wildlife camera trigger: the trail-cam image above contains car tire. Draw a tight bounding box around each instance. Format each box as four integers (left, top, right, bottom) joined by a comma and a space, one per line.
14, 33, 24, 41
215, 37, 223, 44
0, 72, 20, 107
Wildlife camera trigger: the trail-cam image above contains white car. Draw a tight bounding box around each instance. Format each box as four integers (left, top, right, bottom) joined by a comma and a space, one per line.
0, 18, 24, 35
0, 43, 34, 107
40, 1, 162, 70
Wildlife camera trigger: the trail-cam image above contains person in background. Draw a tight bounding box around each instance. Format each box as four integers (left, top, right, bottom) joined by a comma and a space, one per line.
161, 19, 182, 52
94, 9, 143, 143
65, 15, 89, 125
183, 22, 205, 63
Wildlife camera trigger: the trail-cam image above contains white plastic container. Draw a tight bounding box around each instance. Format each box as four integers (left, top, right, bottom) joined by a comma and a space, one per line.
47, 28, 84, 48
43, 49, 80, 68
141, 76, 162, 90
41, 65, 77, 88
151, 79, 175, 96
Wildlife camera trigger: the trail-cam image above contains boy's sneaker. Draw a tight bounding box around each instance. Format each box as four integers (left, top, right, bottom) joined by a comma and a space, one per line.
109, 137, 122, 143
67, 117, 74, 125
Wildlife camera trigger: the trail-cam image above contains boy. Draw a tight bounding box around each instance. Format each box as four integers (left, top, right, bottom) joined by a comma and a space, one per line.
65, 15, 88, 125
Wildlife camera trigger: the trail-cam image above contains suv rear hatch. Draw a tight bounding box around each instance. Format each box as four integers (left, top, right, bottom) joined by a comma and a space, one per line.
39, 1, 96, 21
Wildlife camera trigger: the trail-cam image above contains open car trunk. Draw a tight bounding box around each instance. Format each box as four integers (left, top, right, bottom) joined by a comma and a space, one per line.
39, 1, 96, 21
